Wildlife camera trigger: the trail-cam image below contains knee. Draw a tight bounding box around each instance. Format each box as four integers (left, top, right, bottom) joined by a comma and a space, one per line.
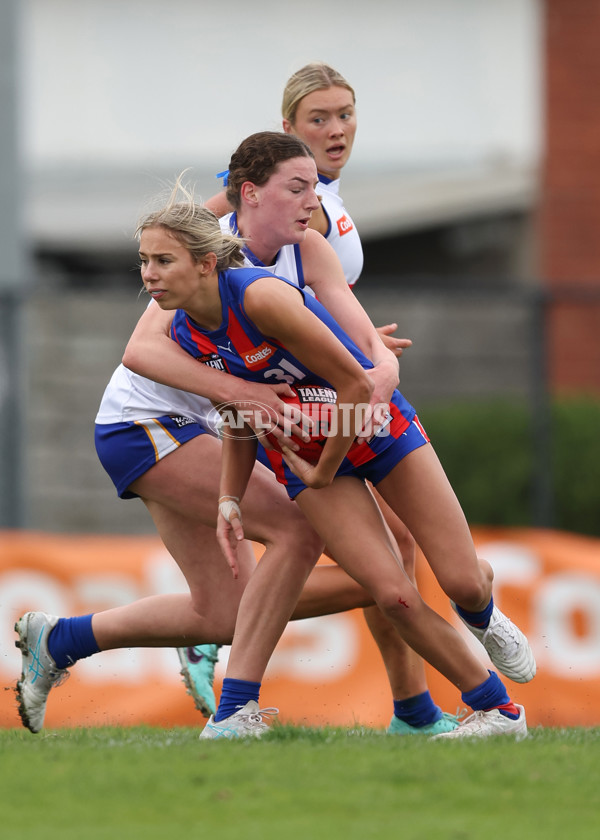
265, 507, 325, 564
187, 603, 236, 645
375, 584, 423, 627
445, 558, 493, 609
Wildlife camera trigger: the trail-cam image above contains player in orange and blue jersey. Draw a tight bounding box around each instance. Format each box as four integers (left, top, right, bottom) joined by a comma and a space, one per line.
169, 266, 426, 500
135, 172, 532, 741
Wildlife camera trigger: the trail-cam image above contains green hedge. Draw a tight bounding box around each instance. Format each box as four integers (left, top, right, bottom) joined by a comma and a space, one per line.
417, 396, 600, 536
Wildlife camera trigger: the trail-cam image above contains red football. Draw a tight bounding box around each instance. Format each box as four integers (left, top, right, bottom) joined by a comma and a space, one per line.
264, 384, 337, 462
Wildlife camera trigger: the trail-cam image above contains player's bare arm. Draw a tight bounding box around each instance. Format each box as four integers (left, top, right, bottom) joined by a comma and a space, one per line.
123, 300, 306, 445
217, 424, 257, 578
244, 277, 372, 487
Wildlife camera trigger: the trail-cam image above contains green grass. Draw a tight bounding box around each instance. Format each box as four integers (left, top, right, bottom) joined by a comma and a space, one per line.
1, 725, 599, 839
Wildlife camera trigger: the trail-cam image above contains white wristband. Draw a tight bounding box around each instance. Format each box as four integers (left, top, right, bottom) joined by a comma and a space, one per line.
219, 499, 243, 524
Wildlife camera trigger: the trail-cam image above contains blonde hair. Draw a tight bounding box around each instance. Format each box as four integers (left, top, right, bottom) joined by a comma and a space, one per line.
136, 175, 245, 270
281, 62, 356, 125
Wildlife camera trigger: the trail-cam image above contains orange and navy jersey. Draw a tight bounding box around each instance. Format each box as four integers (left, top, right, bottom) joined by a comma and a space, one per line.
169, 267, 417, 489
170, 267, 375, 389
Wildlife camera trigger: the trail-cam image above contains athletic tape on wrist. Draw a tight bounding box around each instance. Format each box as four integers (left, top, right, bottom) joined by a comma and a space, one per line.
219, 499, 242, 524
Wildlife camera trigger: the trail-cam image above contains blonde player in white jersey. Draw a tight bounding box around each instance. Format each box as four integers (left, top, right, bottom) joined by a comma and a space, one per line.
283, 64, 364, 288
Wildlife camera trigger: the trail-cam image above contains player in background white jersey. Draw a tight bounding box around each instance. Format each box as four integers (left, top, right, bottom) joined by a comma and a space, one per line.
282, 62, 364, 287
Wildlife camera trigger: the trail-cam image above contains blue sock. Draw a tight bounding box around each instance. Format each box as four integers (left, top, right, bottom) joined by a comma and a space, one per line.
455, 595, 494, 628
462, 671, 519, 719
393, 691, 442, 727
214, 677, 261, 722
47, 615, 100, 669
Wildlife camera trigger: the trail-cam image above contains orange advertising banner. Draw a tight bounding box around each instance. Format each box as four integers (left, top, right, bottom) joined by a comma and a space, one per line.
1, 527, 599, 731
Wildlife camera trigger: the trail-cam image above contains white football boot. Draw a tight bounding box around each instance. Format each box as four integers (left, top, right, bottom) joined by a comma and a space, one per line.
200, 700, 279, 740
431, 704, 528, 741
15, 611, 69, 733
452, 603, 536, 683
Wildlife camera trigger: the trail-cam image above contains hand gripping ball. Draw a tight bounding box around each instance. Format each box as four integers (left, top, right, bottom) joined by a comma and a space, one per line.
265, 384, 337, 463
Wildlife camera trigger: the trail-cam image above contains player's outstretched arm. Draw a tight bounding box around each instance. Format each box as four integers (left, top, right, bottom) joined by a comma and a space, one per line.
122, 300, 307, 444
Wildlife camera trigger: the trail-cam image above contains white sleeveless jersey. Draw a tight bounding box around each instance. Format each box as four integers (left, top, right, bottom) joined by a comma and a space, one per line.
96, 219, 310, 429
95, 353, 218, 427
220, 213, 315, 296
316, 175, 363, 286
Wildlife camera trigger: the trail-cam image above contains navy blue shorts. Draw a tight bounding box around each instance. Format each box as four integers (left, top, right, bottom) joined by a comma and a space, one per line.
95, 415, 209, 498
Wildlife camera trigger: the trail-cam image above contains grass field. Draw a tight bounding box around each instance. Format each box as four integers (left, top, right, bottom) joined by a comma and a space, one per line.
1, 725, 599, 839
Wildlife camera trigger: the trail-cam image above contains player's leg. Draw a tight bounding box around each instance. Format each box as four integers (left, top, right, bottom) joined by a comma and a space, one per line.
362, 489, 427, 694
203, 475, 520, 739
14, 432, 252, 733
292, 477, 526, 741
294, 478, 484, 685
14, 434, 362, 732
201, 485, 325, 732
374, 441, 536, 684
362, 486, 457, 734
363, 491, 425, 694
13, 495, 249, 734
